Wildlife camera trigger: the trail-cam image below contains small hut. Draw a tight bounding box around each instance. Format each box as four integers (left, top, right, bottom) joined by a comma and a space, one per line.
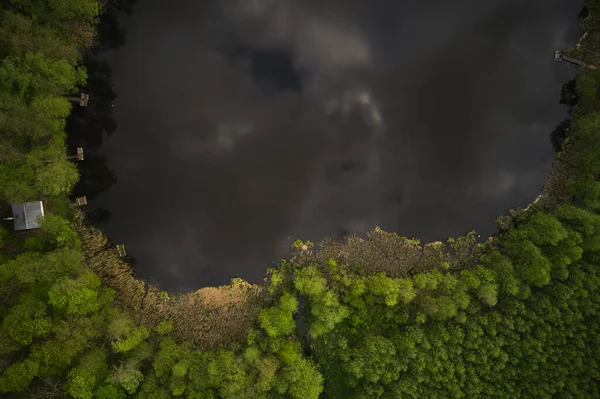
9, 201, 44, 231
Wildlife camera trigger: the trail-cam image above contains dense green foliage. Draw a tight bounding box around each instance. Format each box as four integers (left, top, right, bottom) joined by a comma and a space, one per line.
2, 0, 600, 398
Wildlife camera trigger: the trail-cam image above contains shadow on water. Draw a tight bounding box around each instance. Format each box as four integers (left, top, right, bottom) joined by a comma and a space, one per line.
221, 44, 306, 93
65, 0, 138, 226
325, 160, 368, 186
388, 184, 403, 205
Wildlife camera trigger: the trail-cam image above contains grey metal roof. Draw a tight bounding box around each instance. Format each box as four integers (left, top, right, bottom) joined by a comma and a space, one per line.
11, 201, 44, 231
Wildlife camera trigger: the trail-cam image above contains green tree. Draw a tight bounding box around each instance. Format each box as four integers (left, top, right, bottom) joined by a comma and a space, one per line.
48, 272, 101, 316
276, 357, 324, 399
307, 289, 349, 338
0, 249, 82, 286
345, 334, 400, 386
0, 11, 81, 62
109, 360, 144, 394
65, 348, 109, 399
294, 264, 327, 297
24, 213, 81, 252
207, 350, 251, 397
2, 292, 52, 346
503, 237, 552, 288
516, 212, 569, 246
366, 273, 401, 306
258, 292, 298, 338
0, 358, 40, 393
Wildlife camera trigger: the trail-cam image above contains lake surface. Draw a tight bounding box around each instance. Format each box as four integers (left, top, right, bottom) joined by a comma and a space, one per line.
95, 0, 583, 292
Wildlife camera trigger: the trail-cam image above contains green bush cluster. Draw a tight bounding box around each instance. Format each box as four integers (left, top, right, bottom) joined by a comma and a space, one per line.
304, 207, 600, 397
0, 15, 88, 202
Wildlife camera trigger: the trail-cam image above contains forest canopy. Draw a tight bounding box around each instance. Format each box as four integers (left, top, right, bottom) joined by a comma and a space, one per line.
2, 0, 600, 398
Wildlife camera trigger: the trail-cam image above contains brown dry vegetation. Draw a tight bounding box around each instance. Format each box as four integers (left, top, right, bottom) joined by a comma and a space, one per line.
74, 213, 267, 349
168, 279, 265, 348
312, 227, 484, 278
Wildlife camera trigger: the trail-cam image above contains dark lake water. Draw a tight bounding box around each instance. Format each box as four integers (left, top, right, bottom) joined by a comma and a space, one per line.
94, 0, 583, 293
